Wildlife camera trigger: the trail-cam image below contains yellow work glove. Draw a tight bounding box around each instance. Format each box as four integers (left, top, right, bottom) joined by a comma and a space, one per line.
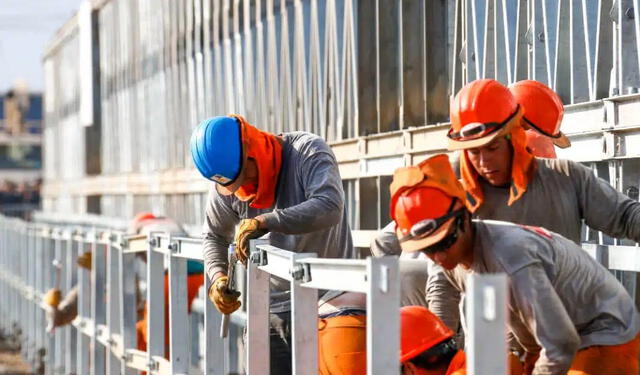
77, 251, 92, 270
43, 288, 61, 308
208, 276, 241, 314
234, 218, 269, 264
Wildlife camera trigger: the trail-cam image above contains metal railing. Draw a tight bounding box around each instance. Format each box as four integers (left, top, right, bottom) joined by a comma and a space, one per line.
0, 214, 514, 374
3, 213, 640, 374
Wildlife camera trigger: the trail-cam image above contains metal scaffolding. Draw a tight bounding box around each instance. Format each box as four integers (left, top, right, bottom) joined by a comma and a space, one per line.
41, 0, 640, 241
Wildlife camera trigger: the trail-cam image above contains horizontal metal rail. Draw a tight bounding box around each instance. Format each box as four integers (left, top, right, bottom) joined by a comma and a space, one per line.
0, 214, 638, 374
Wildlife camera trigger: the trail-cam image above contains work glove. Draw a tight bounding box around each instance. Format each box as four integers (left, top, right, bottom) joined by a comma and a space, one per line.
208, 276, 241, 315
77, 251, 92, 270
45, 290, 78, 333
43, 288, 61, 308
234, 218, 269, 264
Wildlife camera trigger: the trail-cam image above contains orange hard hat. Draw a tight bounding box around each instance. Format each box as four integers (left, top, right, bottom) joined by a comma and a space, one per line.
390, 154, 466, 252
448, 79, 522, 150
400, 306, 454, 363
509, 80, 569, 148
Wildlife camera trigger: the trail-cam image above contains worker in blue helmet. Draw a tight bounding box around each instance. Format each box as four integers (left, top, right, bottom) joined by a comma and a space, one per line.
190, 114, 355, 375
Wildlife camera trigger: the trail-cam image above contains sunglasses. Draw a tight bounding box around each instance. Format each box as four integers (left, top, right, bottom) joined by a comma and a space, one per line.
448, 106, 520, 141
420, 227, 460, 256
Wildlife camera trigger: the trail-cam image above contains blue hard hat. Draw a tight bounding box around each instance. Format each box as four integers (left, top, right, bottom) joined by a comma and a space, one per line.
190, 116, 243, 185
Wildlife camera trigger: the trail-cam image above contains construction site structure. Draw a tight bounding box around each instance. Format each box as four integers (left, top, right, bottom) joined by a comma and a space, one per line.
41, 0, 640, 246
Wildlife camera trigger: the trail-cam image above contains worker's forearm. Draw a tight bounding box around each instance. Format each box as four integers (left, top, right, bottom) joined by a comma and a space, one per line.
370, 222, 402, 257
203, 234, 230, 282
425, 262, 461, 332
262, 196, 342, 234
575, 160, 640, 242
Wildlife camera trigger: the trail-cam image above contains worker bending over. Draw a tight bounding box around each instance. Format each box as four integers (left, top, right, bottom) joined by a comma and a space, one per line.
191, 115, 354, 375
391, 154, 640, 374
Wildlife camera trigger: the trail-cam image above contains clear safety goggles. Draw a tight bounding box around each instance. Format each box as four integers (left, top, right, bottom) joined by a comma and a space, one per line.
398, 201, 463, 243
447, 107, 519, 141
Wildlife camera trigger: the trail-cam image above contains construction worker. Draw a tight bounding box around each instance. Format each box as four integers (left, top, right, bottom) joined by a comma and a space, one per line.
190, 115, 354, 374
400, 306, 524, 375
400, 306, 465, 375
132, 213, 205, 356
371, 78, 569, 260
420, 78, 640, 336
508, 80, 569, 158
45, 213, 204, 359
391, 154, 640, 374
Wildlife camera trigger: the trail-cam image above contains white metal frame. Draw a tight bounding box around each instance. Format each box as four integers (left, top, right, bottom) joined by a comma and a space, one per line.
2, 215, 639, 374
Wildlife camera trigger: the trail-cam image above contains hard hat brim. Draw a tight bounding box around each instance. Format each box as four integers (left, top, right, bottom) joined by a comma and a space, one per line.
397, 216, 458, 253
447, 116, 518, 151
215, 175, 244, 196
552, 132, 571, 148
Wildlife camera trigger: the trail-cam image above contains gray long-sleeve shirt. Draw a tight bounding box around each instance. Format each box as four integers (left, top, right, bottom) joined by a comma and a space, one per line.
423, 157, 640, 334
202, 132, 354, 312
443, 220, 640, 375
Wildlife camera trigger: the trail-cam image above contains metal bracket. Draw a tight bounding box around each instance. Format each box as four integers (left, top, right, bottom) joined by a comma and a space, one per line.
147, 360, 158, 371
250, 249, 268, 266
290, 263, 311, 282
168, 242, 178, 252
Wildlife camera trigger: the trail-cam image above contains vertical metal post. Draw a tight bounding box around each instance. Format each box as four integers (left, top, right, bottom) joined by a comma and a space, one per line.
168, 240, 189, 374
65, 231, 78, 374
77, 232, 91, 375
290, 253, 318, 375
246, 239, 270, 375
35, 232, 45, 374
44, 234, 57, 375
466, 273, 508, 375
107, 233, 122, 374
91, 232, 107, 375
366, 256, 400, 375
54, 233, 67, 374
204, 271, 224, 375
147, 234, 165, 369
28, 228, 37, 367
119, 242, 137, 375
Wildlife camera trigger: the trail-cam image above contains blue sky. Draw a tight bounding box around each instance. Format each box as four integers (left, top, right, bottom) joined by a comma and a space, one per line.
0, 0, 83, 93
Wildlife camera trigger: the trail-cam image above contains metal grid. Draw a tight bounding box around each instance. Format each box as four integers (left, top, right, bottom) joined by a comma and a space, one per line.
40, 0, 640, 243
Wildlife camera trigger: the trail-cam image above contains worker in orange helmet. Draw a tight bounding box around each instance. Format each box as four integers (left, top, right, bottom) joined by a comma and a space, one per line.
370, 80, 567, 307
400, 306, 465, 375
391, 154, 640, 375
418, 79, 640, 337
508, 80, 569, 158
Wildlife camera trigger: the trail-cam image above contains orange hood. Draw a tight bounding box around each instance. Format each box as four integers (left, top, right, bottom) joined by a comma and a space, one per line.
231, 115, 282, 209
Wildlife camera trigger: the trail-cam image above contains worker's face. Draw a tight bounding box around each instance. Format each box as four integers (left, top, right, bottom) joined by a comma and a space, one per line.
421, 218, 473, 270
216, 158, 256, 196
466, 137, 513, 186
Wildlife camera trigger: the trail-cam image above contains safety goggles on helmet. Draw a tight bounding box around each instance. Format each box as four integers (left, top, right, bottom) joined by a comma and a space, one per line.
398, 200, 463, 244
447, 106, 520, 142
